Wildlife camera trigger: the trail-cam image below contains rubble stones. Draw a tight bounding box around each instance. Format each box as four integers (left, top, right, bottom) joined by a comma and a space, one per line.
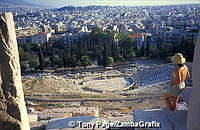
42, 107, 99, 116
38, 113, 72, 120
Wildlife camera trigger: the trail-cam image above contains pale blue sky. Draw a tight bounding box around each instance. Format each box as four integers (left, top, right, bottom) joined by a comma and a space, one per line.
26, 0, 199, 7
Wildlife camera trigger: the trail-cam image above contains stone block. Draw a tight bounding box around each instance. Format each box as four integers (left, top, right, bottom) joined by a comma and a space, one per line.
187, 32, 200, 130
134, 108, 187, 130
38, 113, 72, 120
180, 87, 192, 105
28, 114, 38, 123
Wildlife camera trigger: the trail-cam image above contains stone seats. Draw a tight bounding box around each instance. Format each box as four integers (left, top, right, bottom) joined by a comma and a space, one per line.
133, 107, 187, 130
132, 64, 173, 87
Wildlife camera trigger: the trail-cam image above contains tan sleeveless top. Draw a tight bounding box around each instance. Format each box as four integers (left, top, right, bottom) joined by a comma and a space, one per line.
171, 65, 190, 86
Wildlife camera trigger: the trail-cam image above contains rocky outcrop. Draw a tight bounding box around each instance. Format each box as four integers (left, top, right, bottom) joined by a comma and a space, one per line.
187, 33, 200, 130
0, 13, 30, 130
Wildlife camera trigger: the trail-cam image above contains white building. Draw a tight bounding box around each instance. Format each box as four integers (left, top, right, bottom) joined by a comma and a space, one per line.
16, 27, 40, 37
80, 26, 89, 33
55, 23, 67, 33
113, 25, 119, 32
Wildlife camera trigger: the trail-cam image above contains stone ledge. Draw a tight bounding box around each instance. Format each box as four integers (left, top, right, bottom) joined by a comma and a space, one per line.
180, 87, 192, 105
134, 108, 187, 130
28, 114, 38, 123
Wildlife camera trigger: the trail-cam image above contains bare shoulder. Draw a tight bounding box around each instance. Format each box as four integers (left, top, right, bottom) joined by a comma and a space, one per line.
183, 65, 189, 70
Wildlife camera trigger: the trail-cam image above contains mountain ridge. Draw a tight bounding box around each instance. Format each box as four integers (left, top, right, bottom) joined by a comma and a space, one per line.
0, 0, 25, 4
0, 0, 46, 7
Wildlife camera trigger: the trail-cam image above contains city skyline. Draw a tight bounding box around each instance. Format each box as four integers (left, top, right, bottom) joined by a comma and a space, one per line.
25, 0, 200, 7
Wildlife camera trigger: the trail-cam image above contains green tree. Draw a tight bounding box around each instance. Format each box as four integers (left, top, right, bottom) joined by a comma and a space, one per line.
146, 42, 150, 56
20, 43, 31, 52
160, 43, 170, 59
29, 56, 39, 69
51, 55, 62, 68
20, 61, 30, 72
81, 56, 92, 68
127, 52, 136, 61
19, 47, 30, 61
44, 58, 51, 67
106, 57, 114, 66
140, 44, 145, 57
184, 38, 195, 62
68, 56, 77, 68
19, 47, 39, 71
38, 48, 45, 71
117, 55, 125, 62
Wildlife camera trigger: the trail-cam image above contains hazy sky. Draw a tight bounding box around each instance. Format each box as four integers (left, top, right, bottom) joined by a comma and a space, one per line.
26, 0, 199, 7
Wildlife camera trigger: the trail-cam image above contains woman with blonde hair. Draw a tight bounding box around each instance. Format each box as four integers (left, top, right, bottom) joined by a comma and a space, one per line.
163, 53, 190, 111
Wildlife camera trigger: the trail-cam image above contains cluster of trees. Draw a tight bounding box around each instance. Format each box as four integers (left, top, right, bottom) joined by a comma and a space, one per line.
18, 27, 196, 72
19, 27, 138, 71
18, 43, 94, 72
63, 27, 137, 67
147, 36, 195, 62
19, 44, 39, 71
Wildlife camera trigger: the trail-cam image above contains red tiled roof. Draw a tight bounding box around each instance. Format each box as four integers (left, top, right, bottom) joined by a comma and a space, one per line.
128, 33, 144, 39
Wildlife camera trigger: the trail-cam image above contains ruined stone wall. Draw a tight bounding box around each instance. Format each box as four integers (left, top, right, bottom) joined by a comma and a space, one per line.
0, 13, 30, 130
187, 33, 200, 130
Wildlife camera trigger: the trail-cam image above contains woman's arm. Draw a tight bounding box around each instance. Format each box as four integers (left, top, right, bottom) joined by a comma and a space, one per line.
186, 68, 190, 80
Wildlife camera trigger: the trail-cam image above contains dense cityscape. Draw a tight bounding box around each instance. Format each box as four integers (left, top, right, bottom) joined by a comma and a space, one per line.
0, 4, 199, 71
0, 2, 199, 129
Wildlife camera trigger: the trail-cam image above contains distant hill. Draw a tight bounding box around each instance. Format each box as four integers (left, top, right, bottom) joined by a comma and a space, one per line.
0, 0, 44, 7
57, 6, 111, 11
57, 6, 77, 11
0, 0, 25, 4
